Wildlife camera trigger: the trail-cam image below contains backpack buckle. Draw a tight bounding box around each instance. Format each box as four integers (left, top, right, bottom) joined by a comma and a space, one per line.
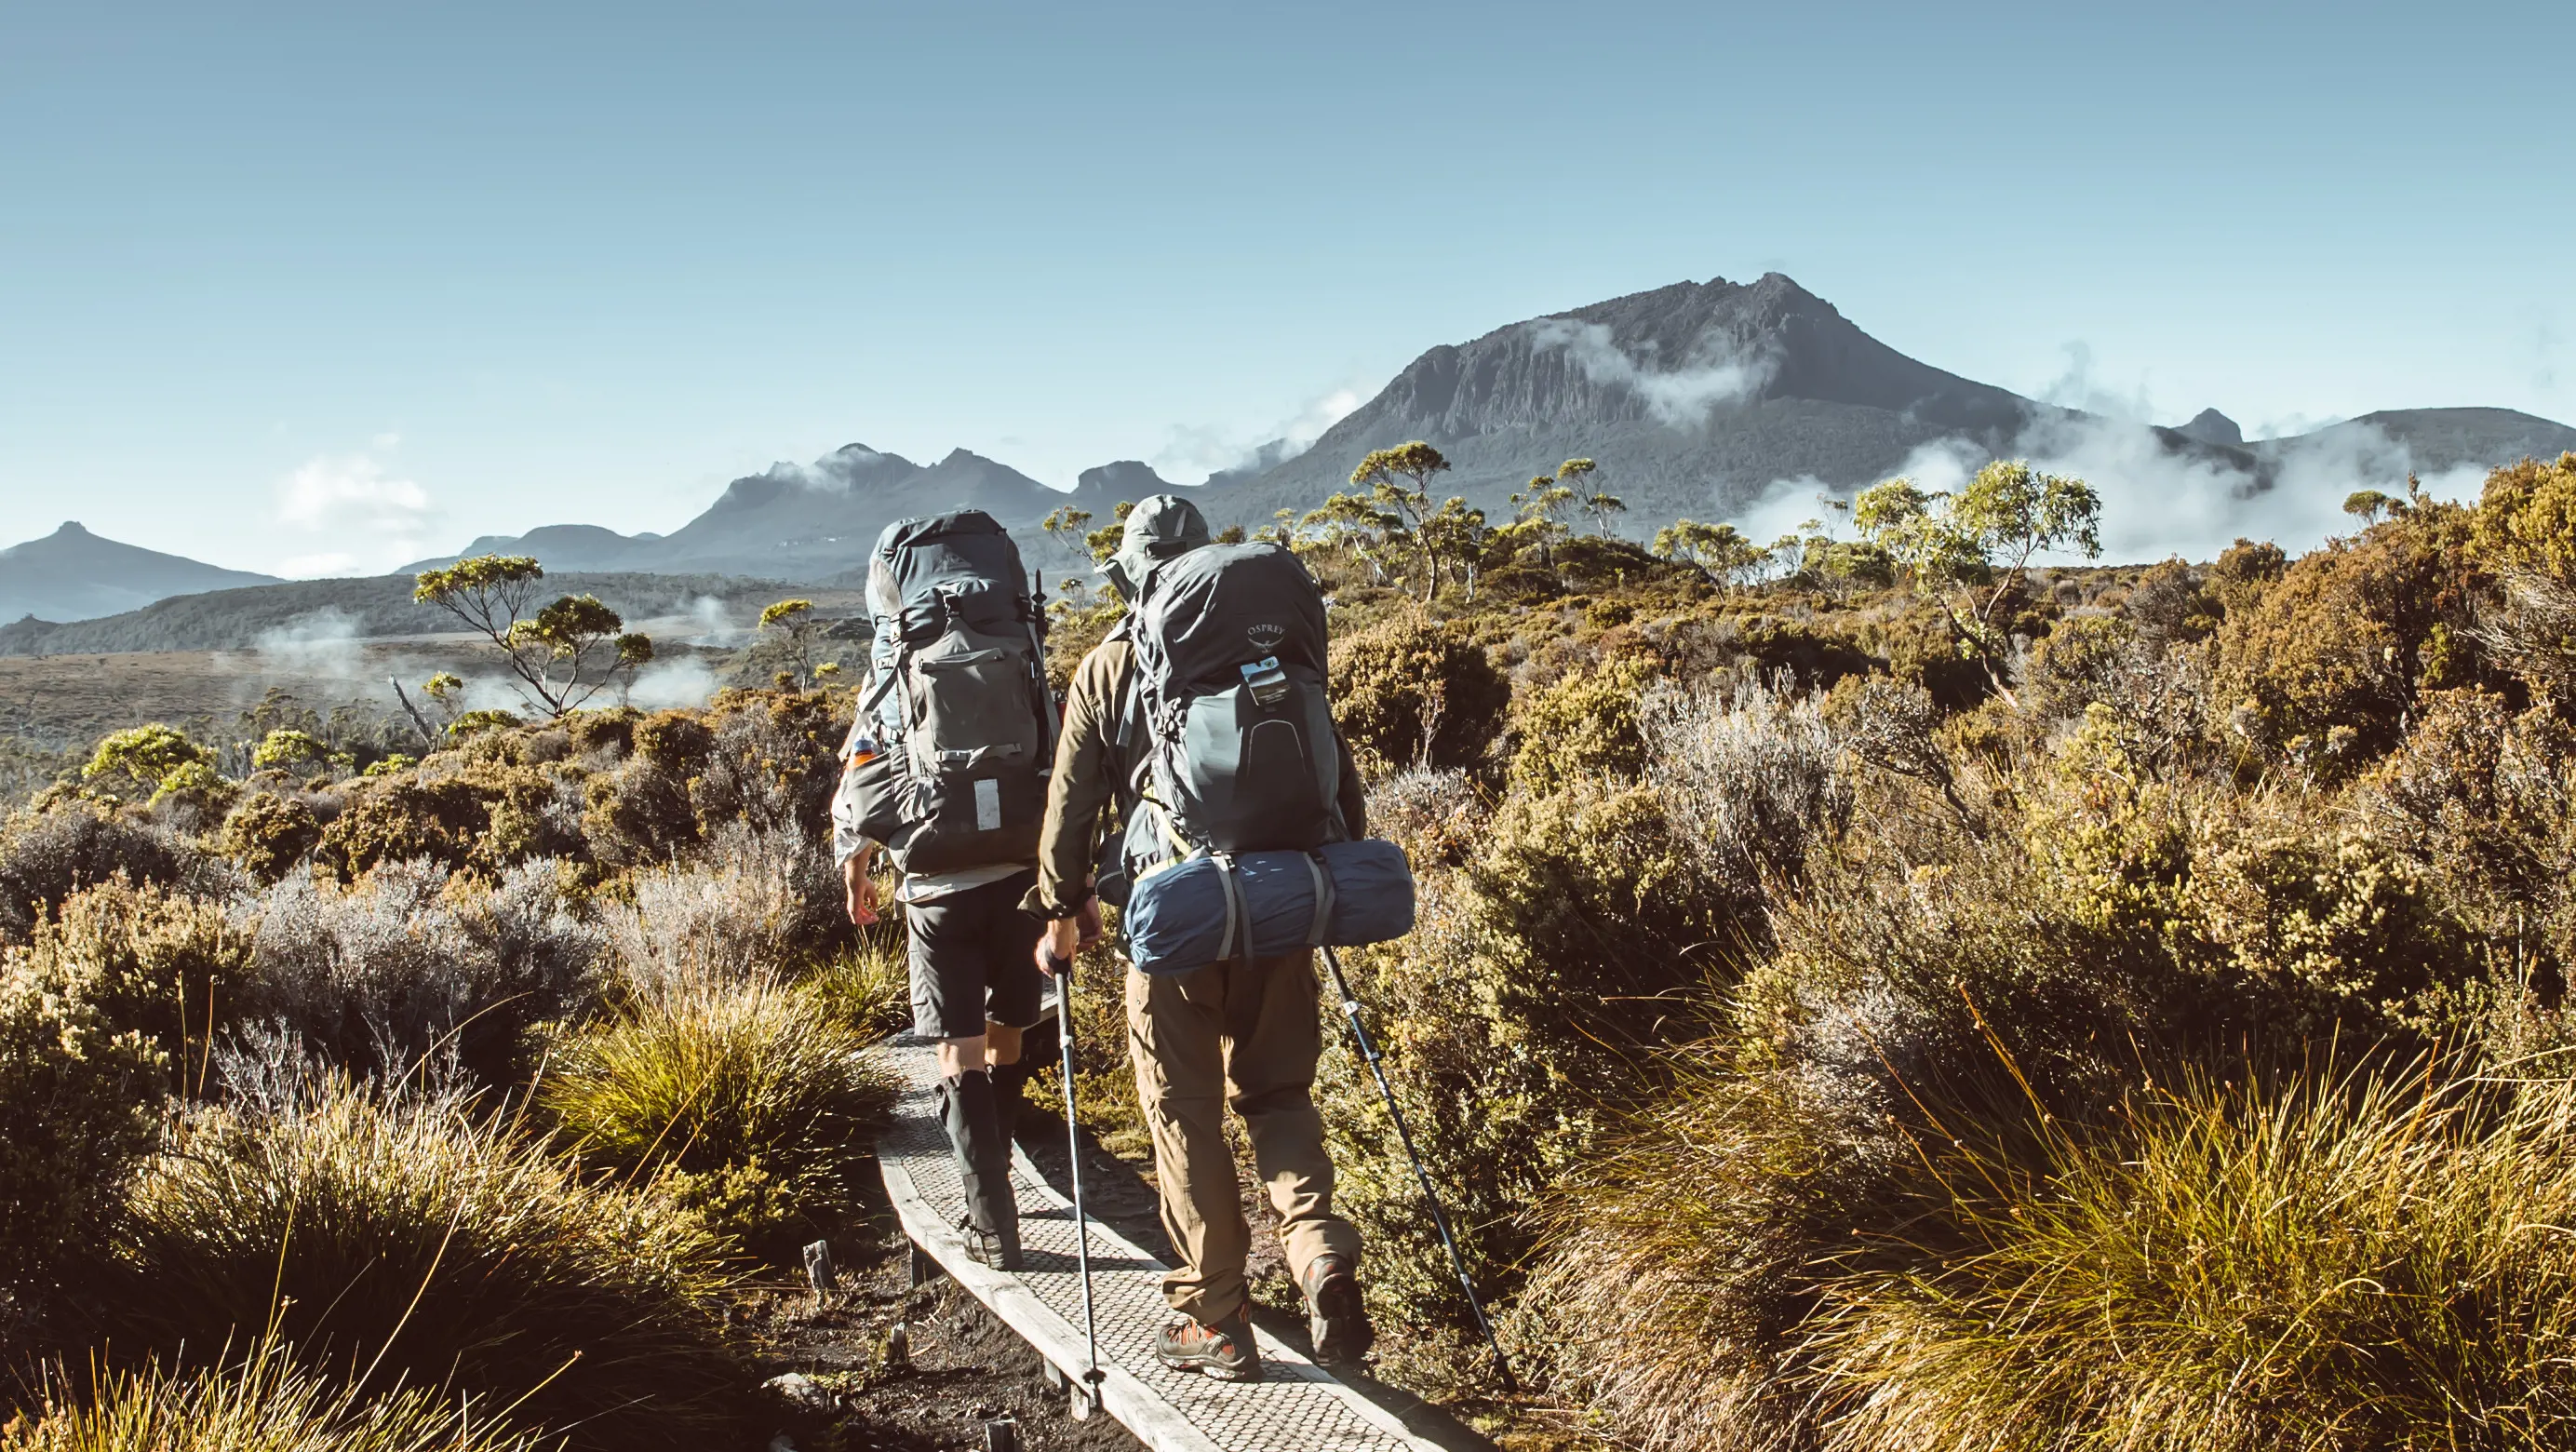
1240, 656, 1290, 707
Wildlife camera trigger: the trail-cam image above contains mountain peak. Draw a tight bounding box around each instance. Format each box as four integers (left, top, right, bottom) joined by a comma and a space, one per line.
1075, 460, 1178, 498
0, 522, 277, 624
2178, 409, 2245, 447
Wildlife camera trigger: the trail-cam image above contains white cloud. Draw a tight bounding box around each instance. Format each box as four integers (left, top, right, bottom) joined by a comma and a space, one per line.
273, 449, 436, 576
1527, 317, 1778, 428
254, 606, 365, 679
1723, 410, 2495, 564
1150, 385, 1367, 485
2035, 340, 2155, 420
628, 655, 718, 708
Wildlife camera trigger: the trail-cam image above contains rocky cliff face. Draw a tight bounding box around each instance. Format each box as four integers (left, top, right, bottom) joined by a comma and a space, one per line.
1213, 273, 2057, 527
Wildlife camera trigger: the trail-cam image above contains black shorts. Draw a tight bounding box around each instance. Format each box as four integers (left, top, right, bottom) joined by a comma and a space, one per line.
906, 868, 1045, 1041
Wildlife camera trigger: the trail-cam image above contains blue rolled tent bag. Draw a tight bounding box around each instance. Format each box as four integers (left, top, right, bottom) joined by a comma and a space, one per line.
1123, 837, 1415, 975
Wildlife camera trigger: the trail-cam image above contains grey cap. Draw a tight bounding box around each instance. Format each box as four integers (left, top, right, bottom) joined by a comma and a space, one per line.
1098, 493, 1211, 599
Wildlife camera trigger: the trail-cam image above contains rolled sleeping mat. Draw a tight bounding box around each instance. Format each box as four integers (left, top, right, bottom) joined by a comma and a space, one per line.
1123, 838, 1415, 976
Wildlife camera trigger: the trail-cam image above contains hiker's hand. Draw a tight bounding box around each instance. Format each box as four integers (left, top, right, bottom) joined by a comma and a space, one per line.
1039, 916, 1080, 975
1075, 895, 1104, 950
842, 854, 879, 927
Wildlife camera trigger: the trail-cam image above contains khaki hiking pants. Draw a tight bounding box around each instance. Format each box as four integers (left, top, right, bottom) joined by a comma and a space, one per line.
1126, 950, 1362, 1324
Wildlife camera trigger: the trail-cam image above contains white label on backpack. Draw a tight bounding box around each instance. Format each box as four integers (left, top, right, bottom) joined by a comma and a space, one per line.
974, 777, 1001, 832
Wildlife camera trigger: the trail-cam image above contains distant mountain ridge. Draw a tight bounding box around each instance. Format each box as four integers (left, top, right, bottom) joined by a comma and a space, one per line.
28, 275, 2571, 610
407, 445, 1161, 578
0, 571, 812, 658
0, 521, 278, 625
410, 273, 2576, 575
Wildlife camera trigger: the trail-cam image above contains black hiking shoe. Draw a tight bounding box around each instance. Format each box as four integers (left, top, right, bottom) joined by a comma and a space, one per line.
959, 1216, 1024, 1273
1156, 1310, 1260, 1381
1298, 1254, 1375, 1367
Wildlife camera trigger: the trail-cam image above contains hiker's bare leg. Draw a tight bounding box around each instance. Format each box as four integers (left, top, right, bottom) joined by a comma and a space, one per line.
986, 1019, 1023, 1068
936, 1035, 988, 1077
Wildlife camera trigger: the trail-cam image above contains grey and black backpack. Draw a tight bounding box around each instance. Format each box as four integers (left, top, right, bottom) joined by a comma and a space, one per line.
1120, 542, 1343, 872
838, 511, 1056, 875
1110, 542, 1419, 975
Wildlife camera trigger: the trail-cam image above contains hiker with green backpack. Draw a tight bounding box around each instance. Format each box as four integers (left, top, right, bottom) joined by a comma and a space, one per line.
1027, 495, 1382, 1382
832, 510, 1060, 1273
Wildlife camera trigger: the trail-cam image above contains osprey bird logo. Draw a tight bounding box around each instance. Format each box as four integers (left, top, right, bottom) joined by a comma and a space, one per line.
1245, 623, 1287, 651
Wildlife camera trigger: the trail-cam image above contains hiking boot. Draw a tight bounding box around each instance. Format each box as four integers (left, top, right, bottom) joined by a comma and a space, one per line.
941, 1070, 1023, 1271
1298, 1253, 1374, 1367
1155, 1310, 1260, 1381
959, 1216, 1024, 1273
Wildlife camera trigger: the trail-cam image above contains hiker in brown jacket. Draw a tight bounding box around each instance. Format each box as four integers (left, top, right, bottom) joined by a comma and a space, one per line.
1026, 495, 1375, 1381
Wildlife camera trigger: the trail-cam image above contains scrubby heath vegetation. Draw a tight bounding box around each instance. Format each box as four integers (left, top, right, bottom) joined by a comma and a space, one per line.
7, 447, 2576, 1448
0, 679, 906, 1448
1055, 447, 2576, 1447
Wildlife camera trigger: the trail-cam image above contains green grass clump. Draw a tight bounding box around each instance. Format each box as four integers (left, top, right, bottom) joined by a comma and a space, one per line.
1537, 1064, 2576, 1451
798, 932, 909, 1040
1811, 1070, 2576, 1450
542, 975, 892, 1260
104, 1080, 741, 1452
3, 1337, 545, 1451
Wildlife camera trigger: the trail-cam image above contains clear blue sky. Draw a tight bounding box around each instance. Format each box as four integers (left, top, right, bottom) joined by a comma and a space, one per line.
4, 0, 2569, 575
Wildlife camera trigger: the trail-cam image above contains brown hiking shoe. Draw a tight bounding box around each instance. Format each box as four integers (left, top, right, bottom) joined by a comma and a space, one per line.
1155, 1310, 1260, 1381
1298, 1254, 1374, 1367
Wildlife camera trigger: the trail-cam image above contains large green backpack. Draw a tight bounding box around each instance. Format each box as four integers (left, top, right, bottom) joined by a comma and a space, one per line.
838, 511, 1056, 874
1118, 543, 1343, 879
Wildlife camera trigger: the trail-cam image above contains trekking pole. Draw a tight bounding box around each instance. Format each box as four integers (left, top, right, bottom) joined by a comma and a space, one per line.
1317, 944, 1519, 1393
1044, 952, 1107, 1415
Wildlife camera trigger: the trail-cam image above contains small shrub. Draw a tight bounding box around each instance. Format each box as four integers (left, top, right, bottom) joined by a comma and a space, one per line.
0, 805, 236, 947
1321, 765, 1761, 1362
2122, 556, 2222, 647
601, 823, 847, 994
218, 794, 324, 883
2216, 505, 2491, 778
1506, 655, 1657, 795
1330, 615, 1510, 773
240, 860, 602, 1087
1365, 768, 1488, 871
1637, 679, 1847, 896
315, 764, 583, 882
2208, 535, 2288, 605
564, 706, 640, 760
541, 975, 892, 1260
104, 1080, 740, 1452
2368, 692, 2576, 993
310, 779, 486, 880
2, 1336, 543, 1451
31, 880, 254, 1076
687, 692, 846, 838
77, 726, 215, 804
0, 943, 161, 1298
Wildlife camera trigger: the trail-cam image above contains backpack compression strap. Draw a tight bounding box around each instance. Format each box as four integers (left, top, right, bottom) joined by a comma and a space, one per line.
1300, 851, 1335, 948
1210, 852, 1246, 965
